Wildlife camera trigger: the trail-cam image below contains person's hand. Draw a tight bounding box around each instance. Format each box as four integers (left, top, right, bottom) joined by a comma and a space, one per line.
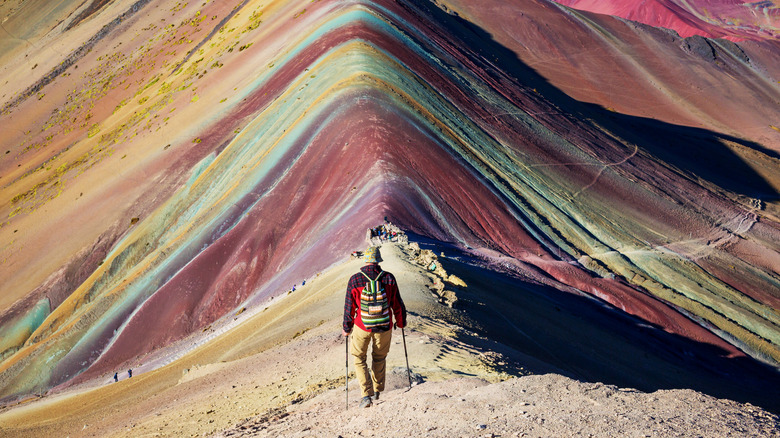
342, 329, 351, 337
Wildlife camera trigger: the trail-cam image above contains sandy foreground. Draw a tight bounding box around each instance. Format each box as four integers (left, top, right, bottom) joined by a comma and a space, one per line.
0, 239, 778, 437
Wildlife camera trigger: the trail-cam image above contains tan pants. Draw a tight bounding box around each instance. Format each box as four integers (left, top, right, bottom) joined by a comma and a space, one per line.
350, 328, 392, 398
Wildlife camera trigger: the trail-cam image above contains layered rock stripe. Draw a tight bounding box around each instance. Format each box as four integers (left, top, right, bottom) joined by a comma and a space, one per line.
0, 0, 778, 401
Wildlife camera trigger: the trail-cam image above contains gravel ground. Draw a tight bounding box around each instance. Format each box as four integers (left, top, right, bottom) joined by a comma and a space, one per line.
216, 371, 780, 438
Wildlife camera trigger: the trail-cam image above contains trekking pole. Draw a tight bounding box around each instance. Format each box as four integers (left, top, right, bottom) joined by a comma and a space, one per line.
402, 327, 412, 389
345, 334, 349, 410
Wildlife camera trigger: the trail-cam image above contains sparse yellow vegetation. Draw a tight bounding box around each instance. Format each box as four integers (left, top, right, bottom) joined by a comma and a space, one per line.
4, 0, 250, 220
87, 124, 101, 138
171, 2, 188, 13
245, 10, 263, 31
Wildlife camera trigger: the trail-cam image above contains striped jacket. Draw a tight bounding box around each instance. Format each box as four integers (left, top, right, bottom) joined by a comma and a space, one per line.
344, 263, 406, 333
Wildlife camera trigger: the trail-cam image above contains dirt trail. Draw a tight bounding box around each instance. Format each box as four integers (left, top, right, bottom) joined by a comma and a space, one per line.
0, 236, 778, 437
218, 374, 780, 438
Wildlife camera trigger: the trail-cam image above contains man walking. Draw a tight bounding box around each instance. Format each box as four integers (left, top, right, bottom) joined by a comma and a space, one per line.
343, 246, 407, 408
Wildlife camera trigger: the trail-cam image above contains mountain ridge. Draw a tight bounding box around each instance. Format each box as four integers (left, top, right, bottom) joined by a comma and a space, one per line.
1, 236, 778, 436
0, 0, 778, 424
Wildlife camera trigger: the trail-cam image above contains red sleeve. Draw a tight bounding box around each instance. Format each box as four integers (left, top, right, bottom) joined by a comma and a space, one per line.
343, 274, 360, 332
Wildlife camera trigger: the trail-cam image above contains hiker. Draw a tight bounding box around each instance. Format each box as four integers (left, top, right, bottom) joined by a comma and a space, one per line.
128, 369, 132, 378
342, 246, 407, 408
114, 372, 118, 382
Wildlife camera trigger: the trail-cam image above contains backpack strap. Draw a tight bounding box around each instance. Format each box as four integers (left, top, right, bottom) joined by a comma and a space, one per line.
360, 271, 384, 282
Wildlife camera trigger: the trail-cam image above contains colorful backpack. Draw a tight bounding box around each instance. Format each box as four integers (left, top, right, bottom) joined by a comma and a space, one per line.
360, 271, 390, 329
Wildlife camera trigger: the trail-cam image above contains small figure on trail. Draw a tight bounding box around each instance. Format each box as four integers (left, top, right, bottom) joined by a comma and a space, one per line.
343, 246, 407, 408
114, 372, 118, 382
128, 369, 133, 378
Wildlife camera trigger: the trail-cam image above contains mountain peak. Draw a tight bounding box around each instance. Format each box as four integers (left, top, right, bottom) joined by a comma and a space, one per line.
0, 0, 779, 432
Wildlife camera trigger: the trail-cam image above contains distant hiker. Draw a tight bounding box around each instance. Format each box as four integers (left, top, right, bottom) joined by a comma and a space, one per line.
114, 372, 118, 383
128, 369, 132, 378
343, 246, 407, 408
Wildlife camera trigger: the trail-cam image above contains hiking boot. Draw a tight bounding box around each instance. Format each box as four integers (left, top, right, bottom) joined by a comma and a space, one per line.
359, 396, 373, 408
372, 392, 380, 401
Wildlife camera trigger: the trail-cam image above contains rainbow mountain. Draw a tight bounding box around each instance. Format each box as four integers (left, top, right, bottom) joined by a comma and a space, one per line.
0, 0, 779, 410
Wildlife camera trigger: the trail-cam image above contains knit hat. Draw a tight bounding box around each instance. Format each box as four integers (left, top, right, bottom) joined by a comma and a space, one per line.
363, 246, 382, 263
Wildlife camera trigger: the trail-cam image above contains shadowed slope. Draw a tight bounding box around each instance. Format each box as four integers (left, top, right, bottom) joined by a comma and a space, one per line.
0, 0, 778, 407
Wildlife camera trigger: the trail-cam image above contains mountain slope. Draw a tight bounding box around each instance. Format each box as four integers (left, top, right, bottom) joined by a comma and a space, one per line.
1, 239, 778, 436
0, 0, 778, 412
